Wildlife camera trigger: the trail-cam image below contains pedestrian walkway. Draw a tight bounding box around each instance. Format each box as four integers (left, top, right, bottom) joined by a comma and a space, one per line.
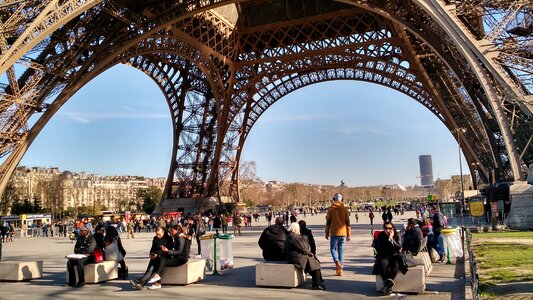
0, 210, 465, 299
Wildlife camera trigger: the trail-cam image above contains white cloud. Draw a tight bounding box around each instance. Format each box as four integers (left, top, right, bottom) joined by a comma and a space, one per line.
262, 114, 334, 123
58, 111, 168, 123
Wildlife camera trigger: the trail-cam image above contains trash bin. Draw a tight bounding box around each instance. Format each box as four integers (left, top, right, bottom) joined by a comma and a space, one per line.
442, 227, 463, 258
218, 233, 234, 270
200, 233, 215, 272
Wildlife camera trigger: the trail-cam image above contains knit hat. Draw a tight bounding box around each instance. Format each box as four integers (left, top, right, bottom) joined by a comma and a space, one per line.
333, 193, 343, 201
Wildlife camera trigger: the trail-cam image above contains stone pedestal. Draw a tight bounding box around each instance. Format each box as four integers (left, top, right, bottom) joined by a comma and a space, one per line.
256, 261, 305, 288
376, 265, 426, 294
66, 261, 118, 284
0, 261, 43, 281
154, 197, 230, 215
507, 181, 533, 230
160, 258, 206, 285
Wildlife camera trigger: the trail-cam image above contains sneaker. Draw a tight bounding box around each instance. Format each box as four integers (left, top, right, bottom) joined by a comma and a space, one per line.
382, 285, 392, 296
148, 274, 161, 284
383, 278, 394, 295
130, 280, 143, 290
312, 285, 326, 290
148, 284, 161, 290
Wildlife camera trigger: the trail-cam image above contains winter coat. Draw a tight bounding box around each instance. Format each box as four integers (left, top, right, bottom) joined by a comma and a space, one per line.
166, 234, 191, 261
402, 226, 424, 255
300, 227, 317, 255
285, 232, 320, 272
258, 224, 288, 261
325, 201, 351, 237
74, 232, 97, 261
149, 234, 173, 257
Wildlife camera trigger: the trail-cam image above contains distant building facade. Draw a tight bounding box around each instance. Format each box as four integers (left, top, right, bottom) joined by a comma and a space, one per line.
7, 166, 166, 215
419, 155, 434, 186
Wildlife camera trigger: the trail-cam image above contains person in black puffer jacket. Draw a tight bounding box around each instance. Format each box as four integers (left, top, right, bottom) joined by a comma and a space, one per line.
258, 217, 287, 261
144, 224, 192, 289
129, 226, 172, 290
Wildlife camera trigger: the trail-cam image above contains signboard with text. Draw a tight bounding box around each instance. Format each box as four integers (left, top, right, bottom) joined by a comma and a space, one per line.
469, 199, 485, 217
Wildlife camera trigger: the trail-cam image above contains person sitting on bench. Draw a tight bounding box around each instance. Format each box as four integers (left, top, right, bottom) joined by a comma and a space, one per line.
66, 226, 96, 287
129, 226, 172, 290
145, 224, 192, 289
285, 223, 325, 291
402, 218, 423, 255
374, 221, 405, 296
258, 216, 288, 261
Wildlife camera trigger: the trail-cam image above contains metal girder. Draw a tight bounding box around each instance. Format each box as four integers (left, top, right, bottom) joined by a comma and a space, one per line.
0, 0, 105, 75
1, 0, 532, 201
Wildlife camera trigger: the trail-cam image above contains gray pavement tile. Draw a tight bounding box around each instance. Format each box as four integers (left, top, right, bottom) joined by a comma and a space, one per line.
0, 210, 464, 299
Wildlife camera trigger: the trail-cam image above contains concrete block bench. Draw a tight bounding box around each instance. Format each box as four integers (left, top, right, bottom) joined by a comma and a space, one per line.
375, 265, 426, 294
256, 261, 305, 288
160, 258, 206, 285
413, 251, 432, 276
0, 261, 43, 281
66, 261, 118, 284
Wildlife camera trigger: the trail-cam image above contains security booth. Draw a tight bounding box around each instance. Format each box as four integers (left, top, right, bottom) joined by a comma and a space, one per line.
21, 213, 52, 237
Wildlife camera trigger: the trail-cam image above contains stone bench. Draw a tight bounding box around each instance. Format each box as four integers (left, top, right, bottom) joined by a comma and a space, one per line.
256, 261, 305, 288
413, 251, 432, 276
375, 265, 426, 294
0, 261, 43, 281
160, 258, 206, 285
66, 261, 118, 284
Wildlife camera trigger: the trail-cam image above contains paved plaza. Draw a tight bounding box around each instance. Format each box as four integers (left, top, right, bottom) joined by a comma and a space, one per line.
0, 211, 465, 299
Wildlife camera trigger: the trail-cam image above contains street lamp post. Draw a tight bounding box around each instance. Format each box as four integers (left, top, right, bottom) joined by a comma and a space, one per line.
454, 128, 466, 227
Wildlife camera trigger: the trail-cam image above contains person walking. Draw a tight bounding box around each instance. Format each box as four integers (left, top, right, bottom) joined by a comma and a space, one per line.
233, 213, 242, 236
325, 193, 351, 276
127, 220, 135, 239
430, 206, 446, 262
221, 214, 228, 234
369, 210, 375, 225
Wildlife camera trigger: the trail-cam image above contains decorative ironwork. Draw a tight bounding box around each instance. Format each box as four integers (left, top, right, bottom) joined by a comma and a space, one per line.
0, 0, 531, 202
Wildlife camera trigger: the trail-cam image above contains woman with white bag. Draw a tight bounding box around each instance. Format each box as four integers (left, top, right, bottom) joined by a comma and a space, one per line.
104, 225, 128, 279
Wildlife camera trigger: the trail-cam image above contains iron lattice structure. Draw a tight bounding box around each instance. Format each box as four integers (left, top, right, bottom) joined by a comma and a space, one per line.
0, 0, 532, 202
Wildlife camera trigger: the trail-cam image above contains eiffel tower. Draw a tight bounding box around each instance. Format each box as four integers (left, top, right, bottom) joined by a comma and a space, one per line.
1, 1, 532, 213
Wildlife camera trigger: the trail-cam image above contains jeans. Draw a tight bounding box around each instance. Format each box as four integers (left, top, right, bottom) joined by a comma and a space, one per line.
329, 236, 346, 265
435, 233, 445, 256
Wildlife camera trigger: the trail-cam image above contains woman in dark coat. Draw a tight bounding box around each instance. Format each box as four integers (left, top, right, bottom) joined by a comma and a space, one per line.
285, 223, 325, 290
375, 221, 404, 295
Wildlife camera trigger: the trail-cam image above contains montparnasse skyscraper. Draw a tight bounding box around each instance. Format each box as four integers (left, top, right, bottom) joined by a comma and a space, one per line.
419, 155, 434, 187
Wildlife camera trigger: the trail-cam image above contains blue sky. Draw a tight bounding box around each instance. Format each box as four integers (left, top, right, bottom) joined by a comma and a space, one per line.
20, 64, 468, 187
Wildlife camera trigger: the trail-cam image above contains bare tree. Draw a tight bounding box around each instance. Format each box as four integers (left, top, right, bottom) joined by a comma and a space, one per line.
239, 161, 259, 193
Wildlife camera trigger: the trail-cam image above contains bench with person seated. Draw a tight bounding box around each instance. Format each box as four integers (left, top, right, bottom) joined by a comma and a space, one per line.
372, 230, 427, 294
160, 258, 206, 285
256, 261, 306, 288
375, 264, 426, 294
0, 261, 43, 281
66, 261, 118, 284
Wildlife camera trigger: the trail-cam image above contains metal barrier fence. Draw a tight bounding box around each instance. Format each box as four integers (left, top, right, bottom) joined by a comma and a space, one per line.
465, 228, 481, 300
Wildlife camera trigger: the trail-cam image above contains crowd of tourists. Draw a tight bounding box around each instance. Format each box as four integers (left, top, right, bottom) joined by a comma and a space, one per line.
257, 193, 447, 295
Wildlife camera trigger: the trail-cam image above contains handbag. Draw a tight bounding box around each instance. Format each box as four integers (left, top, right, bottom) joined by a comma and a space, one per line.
104, 240, 124, 262
93, 248, 104, 263
401, 252, 418, 267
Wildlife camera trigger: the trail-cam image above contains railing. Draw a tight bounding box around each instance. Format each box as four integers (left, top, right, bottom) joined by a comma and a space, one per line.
465, 228, 481, 300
